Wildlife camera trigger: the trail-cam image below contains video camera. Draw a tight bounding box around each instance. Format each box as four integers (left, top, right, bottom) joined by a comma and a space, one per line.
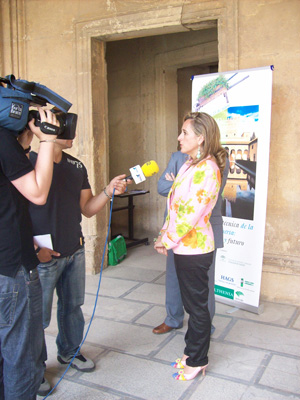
28, 109, 77, 140
0, 74, 76, 138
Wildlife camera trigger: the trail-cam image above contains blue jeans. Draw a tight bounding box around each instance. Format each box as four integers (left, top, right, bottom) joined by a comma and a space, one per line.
38, 247, 85, 358
0, 267, 45, 400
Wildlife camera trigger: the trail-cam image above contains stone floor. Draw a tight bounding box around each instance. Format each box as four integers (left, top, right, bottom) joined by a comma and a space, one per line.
41, 244, 300, 400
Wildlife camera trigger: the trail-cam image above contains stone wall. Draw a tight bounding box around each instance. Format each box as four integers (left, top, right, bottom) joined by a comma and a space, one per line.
1, 0, 299, 304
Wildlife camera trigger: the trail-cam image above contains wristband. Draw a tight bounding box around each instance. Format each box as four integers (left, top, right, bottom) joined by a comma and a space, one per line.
103, 187, 112, 201
40, 139, 56, 143
35, 246, 41, 254
24, 146, 31, 154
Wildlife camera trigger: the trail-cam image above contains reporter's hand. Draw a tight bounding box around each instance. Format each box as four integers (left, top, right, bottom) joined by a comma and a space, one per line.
106, 174, 129, 196
28, 108, 59, 141
18, 128, 33, 150
37, 247, 60, 263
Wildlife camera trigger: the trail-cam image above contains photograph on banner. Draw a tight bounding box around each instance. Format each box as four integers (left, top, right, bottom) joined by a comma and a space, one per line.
192, 67, 273, 311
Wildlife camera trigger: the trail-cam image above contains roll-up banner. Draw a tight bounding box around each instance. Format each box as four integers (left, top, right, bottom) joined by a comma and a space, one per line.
192, 66, 273, 314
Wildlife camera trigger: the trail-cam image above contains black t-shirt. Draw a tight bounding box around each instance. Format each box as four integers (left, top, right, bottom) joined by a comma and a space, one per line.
0, 127, 39, 277
29, 151, 91, 257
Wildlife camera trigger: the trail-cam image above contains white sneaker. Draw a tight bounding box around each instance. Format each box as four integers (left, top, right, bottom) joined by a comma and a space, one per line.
57, 352, 95, 372
37, 377, 52, 397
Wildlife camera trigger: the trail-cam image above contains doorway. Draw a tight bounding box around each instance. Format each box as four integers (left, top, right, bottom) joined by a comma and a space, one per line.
105, 28, 218, 237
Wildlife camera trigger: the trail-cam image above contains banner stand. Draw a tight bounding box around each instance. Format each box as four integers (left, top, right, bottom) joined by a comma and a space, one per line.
216, 297, 264, 315
192, 66, 273, 314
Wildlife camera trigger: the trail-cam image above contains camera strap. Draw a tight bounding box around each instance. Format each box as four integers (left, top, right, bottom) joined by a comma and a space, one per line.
6, 75, 72, 113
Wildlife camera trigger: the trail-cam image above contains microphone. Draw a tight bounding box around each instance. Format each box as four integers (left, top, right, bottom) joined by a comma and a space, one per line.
126, 160, 159, 184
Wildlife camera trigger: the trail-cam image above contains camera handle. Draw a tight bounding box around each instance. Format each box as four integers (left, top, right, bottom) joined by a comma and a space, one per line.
4, 75, 72, 113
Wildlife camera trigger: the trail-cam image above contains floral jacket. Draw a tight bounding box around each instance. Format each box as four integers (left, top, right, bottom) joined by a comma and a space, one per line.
161, 158, 221, 255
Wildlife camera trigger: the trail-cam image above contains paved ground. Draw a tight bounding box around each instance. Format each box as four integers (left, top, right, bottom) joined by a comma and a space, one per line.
41, 244, 300, 400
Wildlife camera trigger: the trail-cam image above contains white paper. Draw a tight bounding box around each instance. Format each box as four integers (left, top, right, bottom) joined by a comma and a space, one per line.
34, 234, 53, 250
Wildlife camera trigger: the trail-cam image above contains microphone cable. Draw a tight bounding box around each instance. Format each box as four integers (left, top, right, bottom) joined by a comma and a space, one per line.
43, 188, 116, 399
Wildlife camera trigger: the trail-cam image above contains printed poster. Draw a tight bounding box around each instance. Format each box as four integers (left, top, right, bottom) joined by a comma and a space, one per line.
192, 66, 273, 313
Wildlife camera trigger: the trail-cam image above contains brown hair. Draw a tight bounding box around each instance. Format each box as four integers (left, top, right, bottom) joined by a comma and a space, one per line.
183, 112, 227, 177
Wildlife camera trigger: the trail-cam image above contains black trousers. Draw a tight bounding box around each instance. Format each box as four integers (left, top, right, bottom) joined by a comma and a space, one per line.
174, 252, 213, 367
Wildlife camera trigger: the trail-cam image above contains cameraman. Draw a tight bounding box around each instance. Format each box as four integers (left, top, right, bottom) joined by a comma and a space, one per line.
0, 109, 59, 400
28, 131, 128, 396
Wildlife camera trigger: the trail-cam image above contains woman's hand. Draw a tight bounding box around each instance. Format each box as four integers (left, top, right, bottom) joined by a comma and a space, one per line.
154, 235, 168, 256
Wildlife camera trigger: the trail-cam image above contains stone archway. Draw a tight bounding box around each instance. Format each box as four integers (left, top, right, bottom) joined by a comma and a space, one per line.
74, 1, 238, 273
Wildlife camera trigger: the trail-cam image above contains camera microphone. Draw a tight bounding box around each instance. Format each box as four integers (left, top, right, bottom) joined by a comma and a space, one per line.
126, 160, 159, 184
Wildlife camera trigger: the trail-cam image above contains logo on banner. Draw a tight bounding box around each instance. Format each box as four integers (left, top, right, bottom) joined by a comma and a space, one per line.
214, 285, 234, 299
221, 275, 234, 284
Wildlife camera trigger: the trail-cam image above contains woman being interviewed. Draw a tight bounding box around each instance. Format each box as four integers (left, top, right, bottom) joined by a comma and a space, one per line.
154, 112, 227, 381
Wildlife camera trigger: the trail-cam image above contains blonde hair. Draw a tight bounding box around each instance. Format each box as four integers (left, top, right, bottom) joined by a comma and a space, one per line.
183, 112, 227, 177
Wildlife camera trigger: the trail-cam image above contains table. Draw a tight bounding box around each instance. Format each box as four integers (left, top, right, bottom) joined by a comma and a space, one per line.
112, 190, 150, 248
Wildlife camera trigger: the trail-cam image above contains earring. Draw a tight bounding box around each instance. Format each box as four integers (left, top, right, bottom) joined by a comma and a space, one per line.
196, 144, 201, 159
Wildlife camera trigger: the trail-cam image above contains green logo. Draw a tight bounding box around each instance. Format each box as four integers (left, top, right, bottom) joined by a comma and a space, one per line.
215, 285, 234, 299
235, 291, 244, 297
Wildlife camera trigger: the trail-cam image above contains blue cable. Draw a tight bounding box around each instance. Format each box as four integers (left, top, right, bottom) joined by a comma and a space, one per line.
43, 188, 116, 399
